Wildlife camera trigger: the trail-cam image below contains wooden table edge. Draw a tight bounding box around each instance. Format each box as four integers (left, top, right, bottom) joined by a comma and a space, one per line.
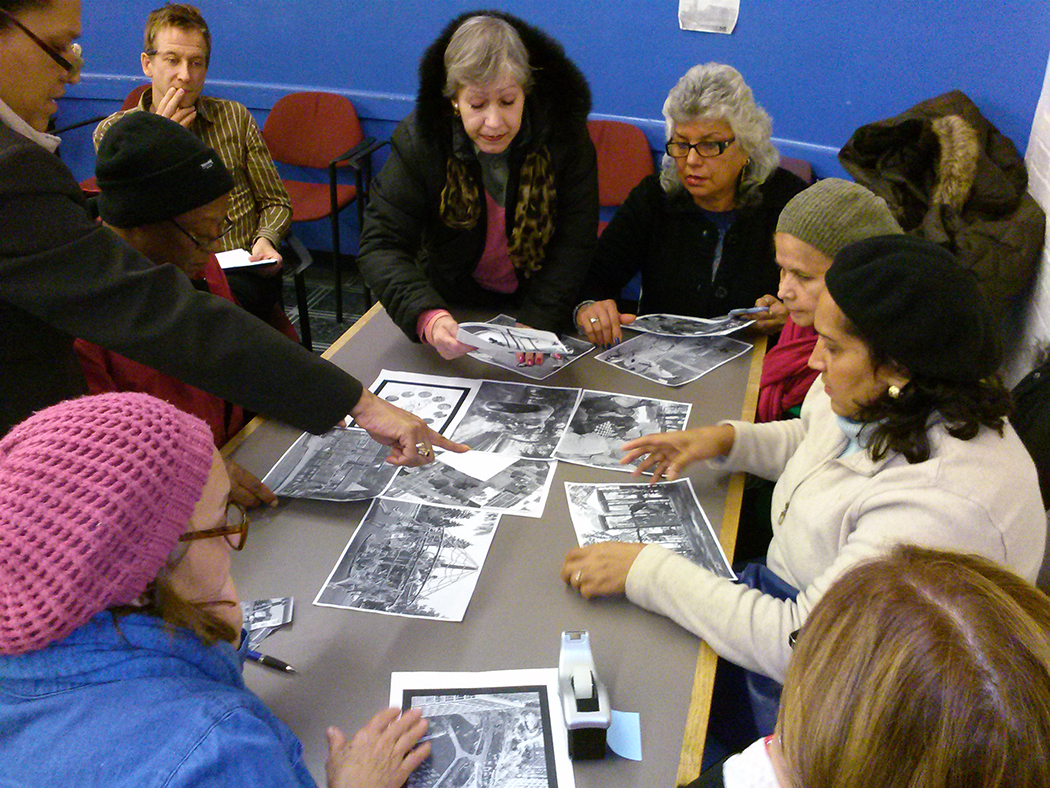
676, 333, 767, 785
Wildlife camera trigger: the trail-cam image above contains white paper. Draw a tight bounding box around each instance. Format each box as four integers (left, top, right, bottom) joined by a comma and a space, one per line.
363, 370, 482, 436
215, 248, 279, 269
458, 322, 569, 357
629, 312, 754, 338
261, 428, 397, 501
554, 390, 692, 472
314, 499, 500, 621
678, 0, 739, 34
389, 668, 576, 788
382, 456, 558, 518
436, 449, 517, 482
597, 334, 752, 387
467, 314, 595, 380
565, 478, 735, 579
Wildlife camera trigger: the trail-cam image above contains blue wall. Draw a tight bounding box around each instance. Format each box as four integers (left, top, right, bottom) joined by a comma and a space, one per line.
58, 1, 1050, 251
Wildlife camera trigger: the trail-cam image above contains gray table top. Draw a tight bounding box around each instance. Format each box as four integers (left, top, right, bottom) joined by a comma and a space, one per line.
227, 306, 762, 787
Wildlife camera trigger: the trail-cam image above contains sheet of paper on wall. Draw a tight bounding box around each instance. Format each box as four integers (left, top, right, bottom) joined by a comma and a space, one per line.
358, 370, 482, 436
448, 379, 582, 459
214, 248, 279, 269
389, 668, 576, 788
554, 390, 692, 472
314, 499, 500, 621
457, 321, 569, 357
597, 333, 752, 387
629, 312, 753, 338
467, 314, 594, 380
261, 427, 398, 501
565, 478, 735, 579
382, 455, 557, 518
678, 0, 739, 34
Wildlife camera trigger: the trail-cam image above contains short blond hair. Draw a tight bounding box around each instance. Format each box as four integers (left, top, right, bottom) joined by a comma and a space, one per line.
144, 3, 211, 65
778, 545, 1050, 788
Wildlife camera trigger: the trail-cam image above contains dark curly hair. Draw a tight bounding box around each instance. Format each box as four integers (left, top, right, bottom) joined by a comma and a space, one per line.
847, 317, 1011, 464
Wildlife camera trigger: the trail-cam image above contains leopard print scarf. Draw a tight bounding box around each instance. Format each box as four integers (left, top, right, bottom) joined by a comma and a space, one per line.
439, 147, 555, 278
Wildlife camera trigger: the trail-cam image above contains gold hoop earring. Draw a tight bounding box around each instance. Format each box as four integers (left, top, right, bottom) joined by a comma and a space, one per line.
887, 384, 901, 399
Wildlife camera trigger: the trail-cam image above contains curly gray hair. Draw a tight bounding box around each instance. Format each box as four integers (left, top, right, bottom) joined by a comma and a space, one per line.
443, 15, 533, 99
659, 63, 779, 207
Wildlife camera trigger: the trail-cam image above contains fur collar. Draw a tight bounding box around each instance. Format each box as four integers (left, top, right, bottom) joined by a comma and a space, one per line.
415, 10, 591, 155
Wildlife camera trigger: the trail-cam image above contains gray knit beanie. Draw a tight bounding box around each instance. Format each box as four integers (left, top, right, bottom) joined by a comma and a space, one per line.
776, 178, 902, 259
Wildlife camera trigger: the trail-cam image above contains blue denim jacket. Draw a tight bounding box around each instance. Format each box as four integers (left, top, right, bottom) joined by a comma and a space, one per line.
0, 612, 316, 787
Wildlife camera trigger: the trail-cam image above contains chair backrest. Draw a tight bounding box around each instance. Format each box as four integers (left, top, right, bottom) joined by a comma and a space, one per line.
262, 91, 364, 169
587, 119, 655, 208
122, 84, 151, 111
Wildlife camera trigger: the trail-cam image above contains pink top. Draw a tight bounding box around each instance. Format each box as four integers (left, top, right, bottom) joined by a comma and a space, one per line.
472, 192, 518, 294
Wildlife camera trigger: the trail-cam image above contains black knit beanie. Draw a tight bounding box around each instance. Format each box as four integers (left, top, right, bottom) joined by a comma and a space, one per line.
95, 112, 234, 228
824, 235, 1002, 382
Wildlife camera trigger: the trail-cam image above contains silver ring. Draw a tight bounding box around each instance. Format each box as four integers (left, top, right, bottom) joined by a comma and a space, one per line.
573, 570, 582, 584
415, 442, 431, 457
589, 317, 598, 324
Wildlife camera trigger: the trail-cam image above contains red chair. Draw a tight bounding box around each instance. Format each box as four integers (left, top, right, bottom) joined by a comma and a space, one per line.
587, 119, 655, 236
79, 84, 151, 198
262, 91, 384, 322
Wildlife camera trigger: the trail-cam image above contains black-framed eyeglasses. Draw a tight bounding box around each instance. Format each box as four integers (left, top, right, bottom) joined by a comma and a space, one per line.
0, 7, 82, 74
170, 216, 234, 251
178, 502, 249, 550
665, 138, 736, 159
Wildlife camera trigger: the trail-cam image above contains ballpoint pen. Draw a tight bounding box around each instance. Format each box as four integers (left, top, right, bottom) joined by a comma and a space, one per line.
246, 649, 296, 674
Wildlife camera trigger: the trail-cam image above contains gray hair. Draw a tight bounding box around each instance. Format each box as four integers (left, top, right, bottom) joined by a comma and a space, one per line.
659, 62, 779, 206
442, 15, 533, 98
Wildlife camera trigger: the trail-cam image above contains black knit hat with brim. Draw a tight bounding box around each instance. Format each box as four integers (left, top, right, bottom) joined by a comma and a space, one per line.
95, 112, 234, 228
824, 235, 1002, 382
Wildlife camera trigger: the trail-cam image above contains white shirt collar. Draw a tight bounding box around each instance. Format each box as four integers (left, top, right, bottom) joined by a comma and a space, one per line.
0, 97, 60, 153
721, 737, 783, 788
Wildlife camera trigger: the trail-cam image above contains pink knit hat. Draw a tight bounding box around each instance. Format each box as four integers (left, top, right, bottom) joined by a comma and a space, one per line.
0, 393, 215, 655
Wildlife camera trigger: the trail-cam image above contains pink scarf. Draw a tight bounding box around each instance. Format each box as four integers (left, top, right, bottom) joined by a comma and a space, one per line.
757, 317, 819, 422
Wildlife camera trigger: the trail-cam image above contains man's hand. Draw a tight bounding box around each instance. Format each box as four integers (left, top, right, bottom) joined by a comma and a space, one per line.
154, 86, 196, 128
326, 708, 430, 788
576, 299, 635, 348
429, 314, 478, 360
561, 542, 646, 598
249, 237, 283, 275
750, 294, 788, 334
224, 458, 277, 509
351, 389, 469, 466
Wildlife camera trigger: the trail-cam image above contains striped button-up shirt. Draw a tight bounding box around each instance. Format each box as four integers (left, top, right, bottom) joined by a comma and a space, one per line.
94, 94, 292, 251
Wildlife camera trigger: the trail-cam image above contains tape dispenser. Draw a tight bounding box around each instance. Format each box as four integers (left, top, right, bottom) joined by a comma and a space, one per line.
558, 630, 611, 760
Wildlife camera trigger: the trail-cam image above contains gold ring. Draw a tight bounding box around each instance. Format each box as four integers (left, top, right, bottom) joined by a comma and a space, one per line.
573, 570, 582, 584
415, 443, 431, 457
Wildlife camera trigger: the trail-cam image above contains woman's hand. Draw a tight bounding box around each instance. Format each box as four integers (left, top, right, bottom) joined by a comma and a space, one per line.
621, 424, 736, 482
351, 389, 469, 466
750, 294, 787, 334
224, 458, 277, 508
514, 322, 550, 367
326, 707, 430, 788
429, 314, 478, 360
577, 299, 636, 348
562, 542, 645, 598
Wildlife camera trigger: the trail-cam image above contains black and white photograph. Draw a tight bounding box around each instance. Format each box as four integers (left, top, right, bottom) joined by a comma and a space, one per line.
448, 381, 581, 458
468, 314, 594, 380
240, 596, 294, 649
553, 390, 692, 472
629, 312, 753, 338
565, 479, 735, 578
458, 322, 568, 357
389, 669, 575, 788
366, 370, 481, 436
382, 456, 557, 518
261, 428, 398, 501
314, 500, 500, 621
596, 334, 752, 387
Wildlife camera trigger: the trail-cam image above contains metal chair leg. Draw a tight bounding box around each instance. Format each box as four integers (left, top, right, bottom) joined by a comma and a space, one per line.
294, 270, 313, 353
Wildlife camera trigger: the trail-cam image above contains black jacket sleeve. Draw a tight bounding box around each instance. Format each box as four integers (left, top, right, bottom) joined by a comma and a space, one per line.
0, 126, 361, 435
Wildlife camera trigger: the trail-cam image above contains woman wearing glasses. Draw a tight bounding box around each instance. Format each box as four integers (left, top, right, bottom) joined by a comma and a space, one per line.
575, 63, 808, 347
358, 12, 597, 364
0, 393, 430, 787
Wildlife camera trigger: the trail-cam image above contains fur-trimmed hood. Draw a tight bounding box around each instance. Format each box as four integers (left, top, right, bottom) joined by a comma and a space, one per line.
415, 10, 592, 155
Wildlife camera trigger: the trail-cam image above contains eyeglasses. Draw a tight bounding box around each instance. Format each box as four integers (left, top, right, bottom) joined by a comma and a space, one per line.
170, 216, 234, 251
0, 7, 83, 75
178, 502, 249, 550
665, 138, 736, 159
